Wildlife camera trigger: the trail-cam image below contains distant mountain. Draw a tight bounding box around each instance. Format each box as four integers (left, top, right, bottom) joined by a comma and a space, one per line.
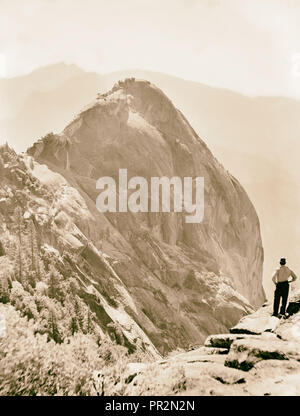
0, 63, 84, 118
1, 63, 300, 299
1, 72, 103, 152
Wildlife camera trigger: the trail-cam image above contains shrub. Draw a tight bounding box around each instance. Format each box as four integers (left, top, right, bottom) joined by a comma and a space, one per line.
0, 304, 139, 396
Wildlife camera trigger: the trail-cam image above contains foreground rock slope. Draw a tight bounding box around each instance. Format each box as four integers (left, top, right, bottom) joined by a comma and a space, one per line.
2, 79, 265, 354
123, 289, 300, 396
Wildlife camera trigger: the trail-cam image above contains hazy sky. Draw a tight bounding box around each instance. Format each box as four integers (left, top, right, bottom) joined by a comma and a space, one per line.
1, 0, 300, 98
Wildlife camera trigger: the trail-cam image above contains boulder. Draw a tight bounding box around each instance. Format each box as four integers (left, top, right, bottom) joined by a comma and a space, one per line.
225, 338, 300, 371
249, 358, 300, 378
244, 360, 300, 396
245, 373, 300, 396
275, 314, 300, 342
230, 312, 280, 335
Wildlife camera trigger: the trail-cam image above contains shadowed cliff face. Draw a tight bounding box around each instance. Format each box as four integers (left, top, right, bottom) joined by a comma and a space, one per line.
26, 78, 265, 353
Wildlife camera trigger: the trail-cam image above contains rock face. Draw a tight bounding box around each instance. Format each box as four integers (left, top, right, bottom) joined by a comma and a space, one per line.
0, 146, 160, 358
24, 78, 265, 353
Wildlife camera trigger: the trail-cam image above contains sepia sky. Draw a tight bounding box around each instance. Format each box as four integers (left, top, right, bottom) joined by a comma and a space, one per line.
0, 0, 300, 98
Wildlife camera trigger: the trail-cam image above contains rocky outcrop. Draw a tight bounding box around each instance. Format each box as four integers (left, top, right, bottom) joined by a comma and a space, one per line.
122, 290, 300, 396
226, 337, 300, 370
230, 310, 280, 334
24, 78, 265, 353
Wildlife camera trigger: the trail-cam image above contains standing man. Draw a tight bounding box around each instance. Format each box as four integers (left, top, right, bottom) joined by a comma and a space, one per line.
272, 258, 297, 317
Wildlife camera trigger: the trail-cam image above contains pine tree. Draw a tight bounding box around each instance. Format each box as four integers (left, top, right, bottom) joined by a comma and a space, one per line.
74, 297, 84, 331
49, 312, 62, 343
86, 309, 94, 334
0, 240, 5, 257
0, 154, 4, 177
27, 219, 38, 288
70, 316, 78, 335
29, 220, 36, 273
0, 276, 10, 303
47, 265, 64, 303
14, 206, 23, 281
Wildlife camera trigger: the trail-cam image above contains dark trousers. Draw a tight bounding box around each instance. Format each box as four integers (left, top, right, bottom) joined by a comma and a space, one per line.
273, 281, 289, 315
